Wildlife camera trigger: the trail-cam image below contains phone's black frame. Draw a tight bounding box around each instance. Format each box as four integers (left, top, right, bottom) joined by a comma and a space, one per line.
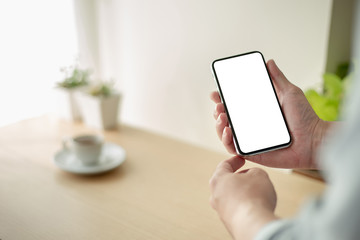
211, 51, 292, 156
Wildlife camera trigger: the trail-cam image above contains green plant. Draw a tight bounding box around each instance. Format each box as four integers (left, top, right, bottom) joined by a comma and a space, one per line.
57, 66, 90, 88
305, 62, 352, 121
89, 82, 114, 97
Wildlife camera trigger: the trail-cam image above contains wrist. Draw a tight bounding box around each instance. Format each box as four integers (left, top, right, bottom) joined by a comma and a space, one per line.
311, 119, 334, 169
228, 203, 278, 240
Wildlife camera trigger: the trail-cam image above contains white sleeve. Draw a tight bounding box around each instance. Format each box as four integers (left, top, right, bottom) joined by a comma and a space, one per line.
255, 170, 360, 240
254, 219, 294, 240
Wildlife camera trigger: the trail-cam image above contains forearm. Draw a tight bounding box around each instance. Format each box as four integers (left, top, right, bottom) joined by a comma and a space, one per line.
227, 204, 278, 240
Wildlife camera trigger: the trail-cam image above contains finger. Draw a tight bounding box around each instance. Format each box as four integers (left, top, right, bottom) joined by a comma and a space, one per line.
244, 167, 268, 177
267, 59, 292, 93
209, 155, 245, 193
214, 155, 246, 176
210, 91, 221, 103
238, 168, 250, 174
216, 113, 228, 140
222, 127, 237, 155
237, 168, 270, 181
238, 168, 267, 178
213, 103, 225, 120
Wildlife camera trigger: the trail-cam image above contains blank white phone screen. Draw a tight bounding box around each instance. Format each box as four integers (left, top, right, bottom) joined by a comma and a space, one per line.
213, 52, 290, 154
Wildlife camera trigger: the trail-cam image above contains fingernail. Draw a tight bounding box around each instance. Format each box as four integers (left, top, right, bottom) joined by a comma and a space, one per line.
217, 115, 222, 124
222, 127, 227, 137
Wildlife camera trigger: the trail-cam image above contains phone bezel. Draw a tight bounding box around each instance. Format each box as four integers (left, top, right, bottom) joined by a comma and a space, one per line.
211, 51, 292, 156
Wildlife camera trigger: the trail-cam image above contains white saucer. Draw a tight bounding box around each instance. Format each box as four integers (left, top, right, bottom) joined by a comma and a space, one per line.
53, 143, 126, 175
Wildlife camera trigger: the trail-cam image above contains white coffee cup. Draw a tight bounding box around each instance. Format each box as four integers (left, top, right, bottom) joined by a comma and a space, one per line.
63, 135, 104, 165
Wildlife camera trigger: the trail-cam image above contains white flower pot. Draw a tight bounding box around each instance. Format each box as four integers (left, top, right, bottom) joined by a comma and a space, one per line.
77, 92, 121, 130
54, 87, 82, 121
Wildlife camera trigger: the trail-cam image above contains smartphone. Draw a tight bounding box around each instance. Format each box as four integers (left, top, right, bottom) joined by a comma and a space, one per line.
212, 51, 291, 156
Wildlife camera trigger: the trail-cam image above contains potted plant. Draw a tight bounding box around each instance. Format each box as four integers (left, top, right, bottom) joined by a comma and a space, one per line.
76, 81, 121, 130
55, 65, 90, 121
305, 62, 353, 121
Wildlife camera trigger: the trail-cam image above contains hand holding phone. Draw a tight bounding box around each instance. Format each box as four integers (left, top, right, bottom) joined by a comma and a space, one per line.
212, 51, 292, 156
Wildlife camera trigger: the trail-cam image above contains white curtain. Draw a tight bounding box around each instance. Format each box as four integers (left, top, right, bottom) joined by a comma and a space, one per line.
72, 0, 120, 83
73, 0, 101, 79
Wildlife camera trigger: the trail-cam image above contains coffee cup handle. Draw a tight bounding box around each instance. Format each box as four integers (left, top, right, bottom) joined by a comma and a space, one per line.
62, 137, 72, 151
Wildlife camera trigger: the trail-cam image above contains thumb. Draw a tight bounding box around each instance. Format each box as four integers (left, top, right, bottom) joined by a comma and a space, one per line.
267, 59, 292, 93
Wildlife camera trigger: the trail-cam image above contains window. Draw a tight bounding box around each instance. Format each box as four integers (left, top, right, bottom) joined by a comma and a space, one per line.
0, 0, 78, 127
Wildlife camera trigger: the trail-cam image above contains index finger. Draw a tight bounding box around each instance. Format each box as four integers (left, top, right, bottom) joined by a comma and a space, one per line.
214, 155, 246, 177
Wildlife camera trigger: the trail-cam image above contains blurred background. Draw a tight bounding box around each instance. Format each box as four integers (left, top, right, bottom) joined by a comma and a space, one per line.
0, 0, 355, 153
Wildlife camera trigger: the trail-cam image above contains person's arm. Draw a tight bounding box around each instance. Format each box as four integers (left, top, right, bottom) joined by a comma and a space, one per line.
209, 156, 278, 240
210, 59, 337, 169
210, 140, 360, 240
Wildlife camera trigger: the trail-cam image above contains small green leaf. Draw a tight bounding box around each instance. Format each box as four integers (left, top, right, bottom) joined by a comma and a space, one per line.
323, 73, 343, 99
57, 66, 89, 89
335, 62, 350, 79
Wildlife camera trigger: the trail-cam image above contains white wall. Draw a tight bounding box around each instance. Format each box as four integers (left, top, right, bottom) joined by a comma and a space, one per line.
93, 0, 333, 153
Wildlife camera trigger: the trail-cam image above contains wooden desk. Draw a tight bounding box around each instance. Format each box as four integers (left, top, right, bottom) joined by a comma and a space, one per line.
0, 116, 325, 239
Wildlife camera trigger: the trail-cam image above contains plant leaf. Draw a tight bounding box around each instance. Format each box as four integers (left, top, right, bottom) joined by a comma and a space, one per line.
323, 73, 343, 100
305, 89, 338, 121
